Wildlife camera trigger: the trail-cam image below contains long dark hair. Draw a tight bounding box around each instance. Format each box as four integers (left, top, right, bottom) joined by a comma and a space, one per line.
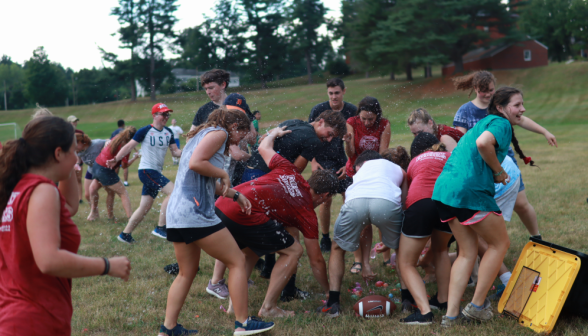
356, 96, 383, 122
488, 87, 535, 166
452, 71, 496, 97
109, 126, 137, 156
0, 116, 75, 210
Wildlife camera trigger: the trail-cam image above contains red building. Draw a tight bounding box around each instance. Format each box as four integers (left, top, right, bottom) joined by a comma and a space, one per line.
442, 39, 549, 76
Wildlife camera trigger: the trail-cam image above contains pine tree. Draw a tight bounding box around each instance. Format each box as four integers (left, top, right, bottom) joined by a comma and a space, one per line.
290, 0, 327, 84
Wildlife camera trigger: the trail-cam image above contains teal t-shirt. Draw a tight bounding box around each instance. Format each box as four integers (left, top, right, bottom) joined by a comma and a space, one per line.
432, 115, 512, 212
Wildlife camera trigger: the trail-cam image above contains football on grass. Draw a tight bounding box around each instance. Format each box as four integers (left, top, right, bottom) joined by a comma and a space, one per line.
353, 295, 396, 318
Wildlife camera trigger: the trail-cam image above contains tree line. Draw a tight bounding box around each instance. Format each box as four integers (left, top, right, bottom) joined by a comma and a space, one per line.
1, 0, 586, 110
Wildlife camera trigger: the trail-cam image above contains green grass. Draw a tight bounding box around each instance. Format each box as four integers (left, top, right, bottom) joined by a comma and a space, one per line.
4, 62, 588, 335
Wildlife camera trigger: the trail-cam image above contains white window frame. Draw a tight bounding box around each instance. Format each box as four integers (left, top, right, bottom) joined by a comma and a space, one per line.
524, 50, 532, 61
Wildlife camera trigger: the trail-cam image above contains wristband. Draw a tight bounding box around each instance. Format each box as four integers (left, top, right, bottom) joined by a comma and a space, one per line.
493, 170, 505, 177
233, 191, 240, 202
101, 257, 110, 276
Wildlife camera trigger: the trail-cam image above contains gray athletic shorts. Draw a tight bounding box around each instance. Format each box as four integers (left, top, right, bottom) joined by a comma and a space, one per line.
496, 177, 520, 222
333, 198, 403, 252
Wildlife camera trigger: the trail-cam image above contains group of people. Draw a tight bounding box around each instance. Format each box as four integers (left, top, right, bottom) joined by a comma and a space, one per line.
0, 68, 558, 335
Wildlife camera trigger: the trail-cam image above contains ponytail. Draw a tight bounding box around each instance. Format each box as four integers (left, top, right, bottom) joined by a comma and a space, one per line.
109, 126, 137, 156
488, 87, 536, 167
452, 71, 496, 97
0, 116, 75, 210
186, 108, 251, 155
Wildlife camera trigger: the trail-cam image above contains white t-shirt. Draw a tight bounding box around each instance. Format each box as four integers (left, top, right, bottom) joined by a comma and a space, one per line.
169, 125, 183, 140
133, 124, 175, 172
346, 159, 403, 206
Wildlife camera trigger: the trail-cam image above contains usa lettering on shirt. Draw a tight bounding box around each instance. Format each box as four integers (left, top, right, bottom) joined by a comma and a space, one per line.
147, 130, 171, 147
278, 175, 302, 198
1, 191, 20, 229
416, 152, 447, 162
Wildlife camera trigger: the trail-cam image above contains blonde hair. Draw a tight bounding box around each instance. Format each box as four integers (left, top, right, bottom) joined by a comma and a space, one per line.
31, 103, 53, 120
407, 107, 437, 133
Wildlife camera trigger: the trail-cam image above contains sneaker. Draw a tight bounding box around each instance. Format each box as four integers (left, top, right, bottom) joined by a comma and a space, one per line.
401, 299, 416, 314
488, 284, 506, 301
441, 313, 473, 327
467, 277, 476, 288
234, 316, 274, 336
117, 232, 136, 244
206, 279, 229, 299
159, 323, 198, 335
429, 294, 448, 311
123, 181, 129, 186
399, 310, 434, 325
462, 298, 493, 321
152, 226, 167, 239
320, 236, 332, 252
164, 263, 180, 275
316, 301, 340, 318
280, 287, 310, 302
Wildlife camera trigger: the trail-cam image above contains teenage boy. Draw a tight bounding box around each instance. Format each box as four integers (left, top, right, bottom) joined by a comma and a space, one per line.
111, 119, 125, 139
215, 127, 338, 317
191, 69, 230, 130
108, 103, 182, 243
168, 119, 184, 165
308, 78, 357, 252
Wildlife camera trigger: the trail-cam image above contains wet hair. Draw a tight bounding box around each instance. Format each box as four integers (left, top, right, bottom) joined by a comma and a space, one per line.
307, 170, 339, 195
488, 87, 535, 167
315, 110, 347, 137
0, 116, 75, 210
407, 107, 437, 134
76, 132, 92, 149
117, 119, 125, 127
452, 71, 496, 97
186, 109, 251, 155
31, 103, 53, 120
109, 126, 137, 156
382, 146, 410, 171
410, 132, 446, 159
355, 150, 383, 169
326, 78, 345, 90
201, 69, 230, 88
356, 96, 383, 122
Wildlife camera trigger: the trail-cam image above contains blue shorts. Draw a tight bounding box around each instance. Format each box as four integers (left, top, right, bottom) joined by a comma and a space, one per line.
175, 139, 180, 149
240, 168, 266, 184
507, 147, 525, 192
85, 169, 93, 180
139, 169, 170, 198
93, 163, 120, 186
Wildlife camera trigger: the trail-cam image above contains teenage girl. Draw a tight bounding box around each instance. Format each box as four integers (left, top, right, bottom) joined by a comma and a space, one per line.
0, 116, 130, 335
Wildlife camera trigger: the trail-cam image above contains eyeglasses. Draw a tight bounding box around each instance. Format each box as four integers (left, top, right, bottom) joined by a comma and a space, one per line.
157, 112, 170, 118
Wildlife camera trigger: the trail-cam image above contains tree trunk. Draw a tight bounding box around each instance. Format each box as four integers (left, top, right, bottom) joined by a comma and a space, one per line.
365, 71, 369, 78
130, 74, 137, 101
453, 55, 464, 74
405, 63, 413, 81
305, 49, 312, 85
149, 5, 156, 101
390, 72, 395, 80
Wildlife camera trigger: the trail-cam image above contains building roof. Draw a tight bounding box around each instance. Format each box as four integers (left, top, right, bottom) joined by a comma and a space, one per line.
443, 39, 548, 68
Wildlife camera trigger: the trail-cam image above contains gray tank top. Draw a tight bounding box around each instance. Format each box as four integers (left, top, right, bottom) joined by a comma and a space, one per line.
166, 126, 228, 228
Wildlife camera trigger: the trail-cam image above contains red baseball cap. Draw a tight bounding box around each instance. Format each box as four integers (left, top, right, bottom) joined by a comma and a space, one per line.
152, 103, 173, 115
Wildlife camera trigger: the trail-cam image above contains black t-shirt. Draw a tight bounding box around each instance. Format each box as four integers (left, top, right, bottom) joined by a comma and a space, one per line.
308, 101, 357, 169
192, 101, 221, 127
247, 119, 321, 173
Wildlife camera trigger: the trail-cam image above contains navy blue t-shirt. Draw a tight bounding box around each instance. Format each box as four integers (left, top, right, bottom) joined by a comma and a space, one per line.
453, 101, 488, 131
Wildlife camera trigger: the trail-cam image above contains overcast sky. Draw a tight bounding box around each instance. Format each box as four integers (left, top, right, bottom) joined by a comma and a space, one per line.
3, 0, 343, 71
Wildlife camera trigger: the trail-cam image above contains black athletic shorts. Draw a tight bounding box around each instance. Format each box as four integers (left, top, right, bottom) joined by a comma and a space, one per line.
434, 200, 502, 225
167, 223, 226, 245
402, 198, 452, 238
215, 207, 295, 257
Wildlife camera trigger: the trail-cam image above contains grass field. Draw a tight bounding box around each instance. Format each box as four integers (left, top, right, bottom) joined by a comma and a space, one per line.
2, 62, 588, 335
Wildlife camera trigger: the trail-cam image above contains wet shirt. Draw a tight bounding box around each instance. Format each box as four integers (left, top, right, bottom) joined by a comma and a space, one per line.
77, 139, 107, 173
345, 116, 390, 176
94, 144, 130, 169
436, 124, 464, 143
192, 101, 221, 127
247, 119, 322, 173
216, 154, 319, 239
406, 151, 451, 208
133, 124, 175, 172
308, 101, 357, 169
453, 101, 488, 131
433, 115, 512, 212
167, 126, 227, 228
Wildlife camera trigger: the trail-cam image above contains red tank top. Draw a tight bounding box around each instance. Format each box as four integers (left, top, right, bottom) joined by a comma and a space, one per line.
95, 143, 129, 168
345, 116, 390, 176
436, 124, 464, 143
0, 174, 81, 335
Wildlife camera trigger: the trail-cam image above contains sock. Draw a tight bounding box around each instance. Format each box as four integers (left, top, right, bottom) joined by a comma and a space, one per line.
499, 272, 512, 285
401, 289, 414, 303
283, 274, 297, 295
322, 233, 330, 239
240, 318, 248, 327
531, 234, 542, 240
471, 302, 484, 310
446, 315, 457, 320
327, 291, 340, 306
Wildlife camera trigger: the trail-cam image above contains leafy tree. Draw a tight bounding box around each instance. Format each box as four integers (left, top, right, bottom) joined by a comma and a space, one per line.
176, 23, 218, 70
141, 0, 178, 100
0, 57, 27, 110
74, 67, 126, 105
24, 47, 68, 107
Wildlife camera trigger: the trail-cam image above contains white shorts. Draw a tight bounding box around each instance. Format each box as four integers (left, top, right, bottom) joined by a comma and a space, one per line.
495, 177, 520, 222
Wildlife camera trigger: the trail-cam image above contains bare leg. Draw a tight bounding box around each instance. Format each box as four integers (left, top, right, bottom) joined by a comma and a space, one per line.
430, 230, 453, 303
329, 240, 346, 291
157, 182, 174, 227
212, 260, 228, 284
446, 218, 478, 317
353, 226, 371, 264
76, 168, 83, 202
379, 228, 391, 263
360, 225, 374, 280
124, 167, 129, 183
258, 242, 303, 317
513, 190, 539, 236
124, 195, 155, 234
477, 236, 509, 276
104, 181, 132, 218
84, 178, 93, 203
106, 188, 115, 219
87, 180, 102, 221
397, 235, 431, 314
319, 197, 332, 235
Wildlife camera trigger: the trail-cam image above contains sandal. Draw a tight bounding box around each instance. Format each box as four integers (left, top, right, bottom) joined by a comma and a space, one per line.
350, 262, 362, 274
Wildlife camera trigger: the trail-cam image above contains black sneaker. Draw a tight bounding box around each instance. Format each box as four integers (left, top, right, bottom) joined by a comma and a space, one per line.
117, 232, 136, 244
320, 236, 332, 252
164, 263, 180, 275
280, 287, 310, 302
159, 323, 198, 335
399, 310, 434, 325
260, 261, 274, 279
254, 258, 265, 272
316, 301, 340, 318
429, 293, 448, 311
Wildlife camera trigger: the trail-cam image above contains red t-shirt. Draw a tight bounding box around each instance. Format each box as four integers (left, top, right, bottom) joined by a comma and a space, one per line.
406, 151, 451, 208
94, 143, 129, 168
215, 154, 319, 239
346, 116, 390, 176
436, 124, 464, 143
0, 174, 81, 335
